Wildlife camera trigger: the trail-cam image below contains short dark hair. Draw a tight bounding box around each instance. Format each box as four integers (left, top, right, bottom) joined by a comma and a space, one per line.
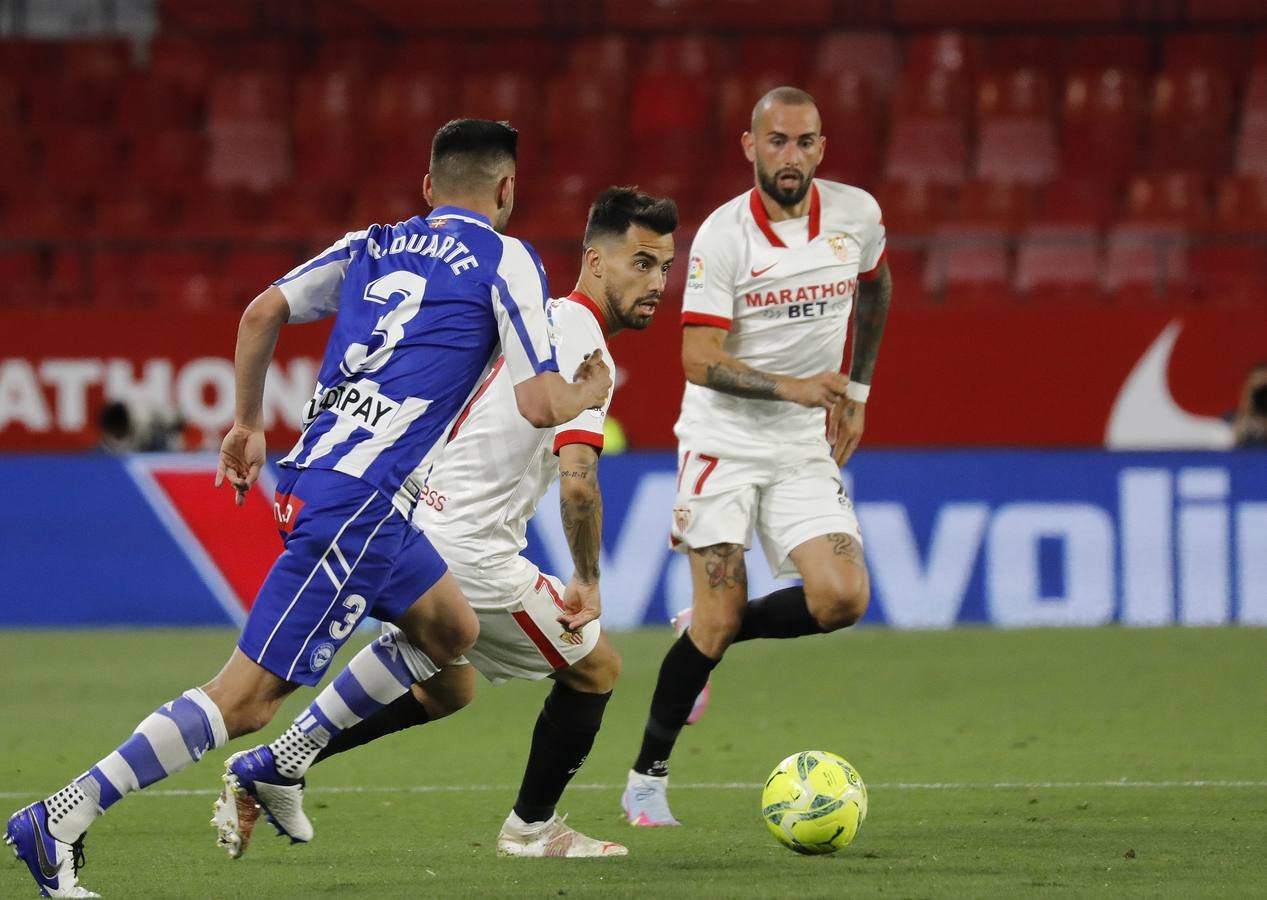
583, 187, 679, 246
751, 86, 819, 131
429, 118, 518, 193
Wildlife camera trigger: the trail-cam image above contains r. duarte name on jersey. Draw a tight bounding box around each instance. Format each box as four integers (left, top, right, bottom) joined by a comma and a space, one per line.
303, 380, 400, 433
744, 277, 858, 308
360, 223, 480, 276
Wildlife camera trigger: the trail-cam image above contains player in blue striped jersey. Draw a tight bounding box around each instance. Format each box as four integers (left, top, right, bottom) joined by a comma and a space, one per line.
5, 119, 611, 899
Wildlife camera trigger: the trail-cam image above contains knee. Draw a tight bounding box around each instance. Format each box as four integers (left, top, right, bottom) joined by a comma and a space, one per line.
419, 606, 479, 667
565, 644, 622, 694
410, 672, 474, 720
806, 572, 870, 632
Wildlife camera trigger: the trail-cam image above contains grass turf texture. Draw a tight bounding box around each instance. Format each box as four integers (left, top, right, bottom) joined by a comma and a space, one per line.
2, 627, 1264, 898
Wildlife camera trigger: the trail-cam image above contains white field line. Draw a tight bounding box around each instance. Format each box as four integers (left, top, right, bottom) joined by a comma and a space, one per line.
2, 779, 1265, 800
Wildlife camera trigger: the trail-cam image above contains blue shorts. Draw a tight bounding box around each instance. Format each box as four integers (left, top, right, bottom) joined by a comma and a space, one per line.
238, 467, 447, 686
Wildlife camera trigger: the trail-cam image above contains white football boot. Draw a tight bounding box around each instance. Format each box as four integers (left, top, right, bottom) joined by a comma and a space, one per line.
621, 771, 680, 827
212, 747, 312, 859
496, 812, 627, 858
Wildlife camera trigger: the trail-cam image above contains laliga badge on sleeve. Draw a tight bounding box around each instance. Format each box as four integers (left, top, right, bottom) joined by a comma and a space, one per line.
686, 255, 705, 292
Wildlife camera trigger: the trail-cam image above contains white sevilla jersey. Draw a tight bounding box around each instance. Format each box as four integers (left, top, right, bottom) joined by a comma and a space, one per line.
412, 292, 610, 602
676, 180, 886, 460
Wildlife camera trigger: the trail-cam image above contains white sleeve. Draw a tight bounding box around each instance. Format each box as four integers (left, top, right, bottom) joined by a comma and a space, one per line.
858, 194, 887, 280
492, 238, 559, 385
551, 306, 608, 454
681, 217, 739, 330
272, 229, 367, 323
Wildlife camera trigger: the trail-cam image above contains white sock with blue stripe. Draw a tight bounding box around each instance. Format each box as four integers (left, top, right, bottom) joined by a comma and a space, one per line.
270, 626, 438, 779
44, 688, 227, 842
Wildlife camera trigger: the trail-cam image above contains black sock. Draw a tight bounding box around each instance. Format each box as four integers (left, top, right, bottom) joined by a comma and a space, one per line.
632, 633, 718, 776
512, 683, 611, 825
732, 586, 821, 642
312, 692, 432, 765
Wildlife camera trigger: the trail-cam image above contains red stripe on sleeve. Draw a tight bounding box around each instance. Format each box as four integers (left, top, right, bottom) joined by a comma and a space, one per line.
681, 311, 732, 330
553, 429, 604, 454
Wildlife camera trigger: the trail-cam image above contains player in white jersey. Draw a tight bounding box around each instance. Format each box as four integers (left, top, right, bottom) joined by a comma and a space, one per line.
622, 87, 893, 826
217, 188, 678, 859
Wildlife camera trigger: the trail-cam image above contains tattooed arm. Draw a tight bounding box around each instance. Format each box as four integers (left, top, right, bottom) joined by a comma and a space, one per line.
829, 260, 892, 466
682, 325, 847, 409
556, 442, 603, 631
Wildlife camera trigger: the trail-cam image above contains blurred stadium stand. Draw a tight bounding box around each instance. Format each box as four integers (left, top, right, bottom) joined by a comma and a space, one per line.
1, 0, 1266, 309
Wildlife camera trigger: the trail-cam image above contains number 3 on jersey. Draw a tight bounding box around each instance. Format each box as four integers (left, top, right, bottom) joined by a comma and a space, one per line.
341, 271, 429, 376
329, 594, 367, 640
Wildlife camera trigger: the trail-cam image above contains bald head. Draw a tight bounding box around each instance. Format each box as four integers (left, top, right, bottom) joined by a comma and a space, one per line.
750, 86, 820, 133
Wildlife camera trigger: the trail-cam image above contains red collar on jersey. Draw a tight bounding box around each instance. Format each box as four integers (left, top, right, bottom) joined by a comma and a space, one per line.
566, 290, 609, 335
748, 184, 821, 247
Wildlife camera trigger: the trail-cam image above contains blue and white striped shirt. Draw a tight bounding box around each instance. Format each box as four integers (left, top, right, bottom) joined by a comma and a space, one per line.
274, 206, 558, 514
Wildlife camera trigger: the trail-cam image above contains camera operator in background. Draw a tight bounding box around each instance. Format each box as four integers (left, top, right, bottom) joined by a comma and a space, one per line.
1232, 362, 1267, 448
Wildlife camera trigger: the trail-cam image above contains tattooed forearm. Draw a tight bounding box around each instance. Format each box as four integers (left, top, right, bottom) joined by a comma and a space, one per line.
560, 458, 602, 583
691, 542, 748, 592
849, 263, 891, 386
828, 532, 865, 565
705, 361, 781, 400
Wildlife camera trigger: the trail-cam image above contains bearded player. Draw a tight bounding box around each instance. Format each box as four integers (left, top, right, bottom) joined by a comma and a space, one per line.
621, 87, 892, 826
215, 188, 677, 858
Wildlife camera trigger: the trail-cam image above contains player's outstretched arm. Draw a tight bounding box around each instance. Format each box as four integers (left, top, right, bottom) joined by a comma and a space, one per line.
216, 286, 290, 505
830, 260, 893, 465
557, 442, 603, 632
513, 350, 612, 428
682, 325, 847, 409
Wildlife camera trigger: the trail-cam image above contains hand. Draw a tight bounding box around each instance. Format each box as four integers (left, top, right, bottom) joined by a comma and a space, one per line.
827, 397, 865, 466
572, 349, 613, 410
215, 423, 266, 507
783, 371, 848, 410
557, 575, 601, 633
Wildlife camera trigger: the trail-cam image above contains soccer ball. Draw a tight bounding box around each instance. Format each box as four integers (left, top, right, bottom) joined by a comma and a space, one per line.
760, 750, 868, 855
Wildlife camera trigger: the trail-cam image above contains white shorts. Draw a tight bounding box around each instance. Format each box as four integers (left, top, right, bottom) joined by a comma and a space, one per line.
669, 447, 862, 579
449, 557, 600, 684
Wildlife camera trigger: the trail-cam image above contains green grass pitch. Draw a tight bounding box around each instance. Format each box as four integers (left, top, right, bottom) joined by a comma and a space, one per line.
2, 626, 1264, 898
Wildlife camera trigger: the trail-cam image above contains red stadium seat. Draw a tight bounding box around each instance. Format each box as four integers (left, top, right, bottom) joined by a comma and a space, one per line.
159, 0, 256, 34
224, 248, 306, 308
1122, 172, 1211, 228
1035, 176, 1118, 229
295, 130, 377, 183
367, 72, 455, 149
978, 68, 1054, 118
0, 185, 88, 241
954, 178, 1036, 234
813, 31, 901, 97
460, 73, 543, 153
709, 0, 833, 28
810, 73, 882, 185
733, 35, 815, 83
0, 80, 22, 127
885, 118, 968, 185
603, 0, 710, 29
923, 224, 1009, 299
882, 246, 928, 303
1014, 225, 1100, 298
1064, 31, 1150, 73
136, 250, 223, 312
0, 250, 42, 305
545, 77, 628, 180
207, 122, 293, 191
872, 177, 954, 236
1236, 120, 1267, 178
894, 68, 971, 119
207, 71, 289, 125
1212, 175, 1267, 233
905, 31, 985, 84
394, 37, 465, 77
987, 34, 1066, 80
349, 179, 429, 230
1163, 31, 1250, 76
175, 189, 271, 240
60, 39, 131, 82
566, 35, 632, 83
1103, 224, 1189, 298
1188, 245, 1267, 304
294, 69, 366, 137
127, 129, 208, 191
262, 185, 352, 241
1147, 67, 1234, 174
90, 190, 172, 240
115, 73, 206, 132
645, 36, 729, 77
44, 129, 126, 192
1060, 67, 1146, 188
975, 119, 1058, 185
469, 36, 560, 77
0, 130, 37, 191
311, 38, 398, 76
